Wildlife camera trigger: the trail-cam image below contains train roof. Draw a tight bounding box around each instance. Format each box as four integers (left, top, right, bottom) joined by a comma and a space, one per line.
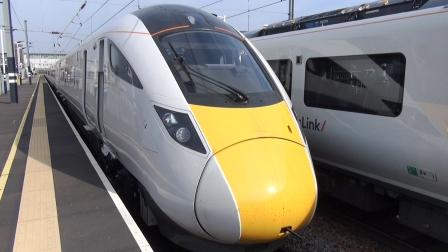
133, 4, 240, 38
247, 0, 447, 38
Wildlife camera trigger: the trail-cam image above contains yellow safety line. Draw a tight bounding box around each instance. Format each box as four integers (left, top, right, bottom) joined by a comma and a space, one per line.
46, 81, 152, 250
0, 77, 39, 201
13, 79, 61, 252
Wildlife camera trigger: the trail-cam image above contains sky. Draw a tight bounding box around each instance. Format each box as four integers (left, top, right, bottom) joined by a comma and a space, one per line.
2, 0, 368, 53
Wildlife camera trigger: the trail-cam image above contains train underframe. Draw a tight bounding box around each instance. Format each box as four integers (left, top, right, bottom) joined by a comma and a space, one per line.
316, 161, 448, 242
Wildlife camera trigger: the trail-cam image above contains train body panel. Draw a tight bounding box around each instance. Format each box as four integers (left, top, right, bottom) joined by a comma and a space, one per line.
100, 15, 211, 237
251, 6, 448, 204
47, 4, 317, 250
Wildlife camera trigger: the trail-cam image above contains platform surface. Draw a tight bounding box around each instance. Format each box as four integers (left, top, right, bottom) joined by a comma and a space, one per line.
0, 81, 36, 171
0, 77, 149, 252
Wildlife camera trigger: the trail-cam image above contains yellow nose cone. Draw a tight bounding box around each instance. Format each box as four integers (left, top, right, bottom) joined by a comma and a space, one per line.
215, 138, 317, 243
190, 101, 317, 243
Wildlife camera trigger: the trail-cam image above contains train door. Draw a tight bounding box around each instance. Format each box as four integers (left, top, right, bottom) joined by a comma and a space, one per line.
97, 39, 105, 135
267, 59, 293, 98
82, 50, 88, 120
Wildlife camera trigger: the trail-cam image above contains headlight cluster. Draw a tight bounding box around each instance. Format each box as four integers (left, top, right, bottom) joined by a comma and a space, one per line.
155, 105, 206, 154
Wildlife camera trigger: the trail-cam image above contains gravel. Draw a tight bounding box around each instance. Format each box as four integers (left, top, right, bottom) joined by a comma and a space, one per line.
280, 213, 395, 252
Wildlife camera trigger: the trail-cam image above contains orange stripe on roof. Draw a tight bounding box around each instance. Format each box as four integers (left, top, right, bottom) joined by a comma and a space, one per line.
105, 26, 190, 37
105, 25, 244, 39
105, 30, 151, 35
214, 27, 242, 39
151, 25, 190, 37
106, 26, 243, 39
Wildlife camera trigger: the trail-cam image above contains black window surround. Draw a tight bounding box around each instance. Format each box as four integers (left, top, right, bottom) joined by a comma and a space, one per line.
109, 42, 143, 89
268, 59, 293, 97
304, 53, 406, 117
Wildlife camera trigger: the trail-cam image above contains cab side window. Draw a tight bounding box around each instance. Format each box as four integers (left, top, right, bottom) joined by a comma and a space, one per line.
268, 59, 292, 97
304, 53, 405, 117
109, 42, 143, 89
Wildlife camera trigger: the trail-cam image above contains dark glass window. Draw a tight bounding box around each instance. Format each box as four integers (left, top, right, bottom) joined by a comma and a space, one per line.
304, 53, 405, 117
160, 31, 281, 107
268, 59, 292, 97
109, 42, 142, 89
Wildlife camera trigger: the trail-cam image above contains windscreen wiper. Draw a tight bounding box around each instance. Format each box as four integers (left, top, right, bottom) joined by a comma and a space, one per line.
183, 64, 249, 103
167, 42, 195, 87
167, 42, 248, 103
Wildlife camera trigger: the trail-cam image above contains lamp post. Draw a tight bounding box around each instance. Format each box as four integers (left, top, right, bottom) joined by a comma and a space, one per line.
24, 20, 31, 85
2, 0, 18, 103
289, 0, 295, 20
0, 28, 6, 94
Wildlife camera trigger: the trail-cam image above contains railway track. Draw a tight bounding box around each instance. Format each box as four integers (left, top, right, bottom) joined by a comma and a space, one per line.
315, 195, 448, 252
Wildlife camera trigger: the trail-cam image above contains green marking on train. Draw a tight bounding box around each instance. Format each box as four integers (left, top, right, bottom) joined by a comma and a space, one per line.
407, 166, 418, 176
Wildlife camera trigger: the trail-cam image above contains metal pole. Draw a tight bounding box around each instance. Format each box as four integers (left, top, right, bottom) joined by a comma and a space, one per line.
2, 0, 18, 103
288, 0, 295, 20
1, 29, 5, 74
16, 42, 21, 85
0, 28, 5, 94
24, 20, 31, 85
247, 0, 250, 31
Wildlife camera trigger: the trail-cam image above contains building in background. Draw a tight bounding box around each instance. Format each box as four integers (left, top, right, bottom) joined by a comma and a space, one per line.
23, 53, 65, 73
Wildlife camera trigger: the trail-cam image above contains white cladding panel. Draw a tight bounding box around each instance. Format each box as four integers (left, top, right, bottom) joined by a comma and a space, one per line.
51, 14, 212, 239
251, 7, 448, 202
104, 14, 211, 238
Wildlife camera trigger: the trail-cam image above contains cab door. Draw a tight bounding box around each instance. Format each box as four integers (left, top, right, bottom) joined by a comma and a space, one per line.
97, 39, 106, 135
82, 50, 88, 120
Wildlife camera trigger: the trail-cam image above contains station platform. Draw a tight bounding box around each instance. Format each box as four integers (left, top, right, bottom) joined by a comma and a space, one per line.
0, 77, 151, 251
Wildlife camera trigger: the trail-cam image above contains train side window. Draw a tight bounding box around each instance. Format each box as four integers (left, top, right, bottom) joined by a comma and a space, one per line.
109, 42, 142, 89
267, 59, 292, 97
304, 53, 406, 117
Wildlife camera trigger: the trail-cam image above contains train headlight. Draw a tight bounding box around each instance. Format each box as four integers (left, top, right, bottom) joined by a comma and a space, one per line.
162, 113, 178, 127
154, 105, 206, 154
175, 127, 191, 143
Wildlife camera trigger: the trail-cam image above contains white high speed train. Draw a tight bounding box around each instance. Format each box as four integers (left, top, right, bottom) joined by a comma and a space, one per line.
46, 5, 317, 252
249, 0, 448, 242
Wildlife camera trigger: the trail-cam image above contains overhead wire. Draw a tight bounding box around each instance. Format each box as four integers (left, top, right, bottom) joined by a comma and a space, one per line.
83, 0, 112, 23
83, 0, 135, 41
56, 0, 87, 49
63, 0, 112, 52
11, 3, 25, 31
16, 29, 65, 34
62, 0, 286, 52
226, 0, 286, 19
200, 0, 223, 9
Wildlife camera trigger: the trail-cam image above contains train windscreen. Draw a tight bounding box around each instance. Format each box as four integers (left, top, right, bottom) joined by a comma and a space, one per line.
160, 31, 281, 107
